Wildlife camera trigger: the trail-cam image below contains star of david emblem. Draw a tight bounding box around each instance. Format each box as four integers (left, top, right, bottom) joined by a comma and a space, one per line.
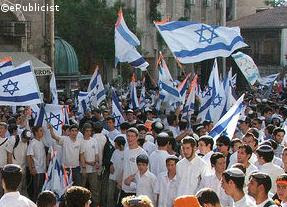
112, 113, 122, 127
46, 112, 63, 131
202, 86, 213, 98
195, 25, 219, 44
211, 94, 223, 107
3, 79, 20, 95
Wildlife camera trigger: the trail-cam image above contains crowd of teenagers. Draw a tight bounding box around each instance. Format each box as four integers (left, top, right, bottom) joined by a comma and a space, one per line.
1, 83, 287, 207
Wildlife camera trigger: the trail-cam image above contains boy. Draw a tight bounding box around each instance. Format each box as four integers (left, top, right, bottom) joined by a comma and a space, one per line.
124, 154, 157, 205
107, 136, 126, 207
155, 155, 179, 207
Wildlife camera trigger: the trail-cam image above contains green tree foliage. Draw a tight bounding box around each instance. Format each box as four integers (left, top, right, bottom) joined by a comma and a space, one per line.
264, 0, 286, 7
55, 0, 136, 73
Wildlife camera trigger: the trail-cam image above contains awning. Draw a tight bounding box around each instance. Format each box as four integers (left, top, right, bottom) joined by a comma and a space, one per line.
0, 52, 52, 76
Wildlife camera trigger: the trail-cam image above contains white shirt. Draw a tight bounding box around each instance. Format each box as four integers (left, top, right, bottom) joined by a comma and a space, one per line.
143, 141, 157, 156
109, 149, 124, 182
257, 198, 277, 207
107, 129, 120, 143
176, 155, 208, 196
228, 152, 257, 169
0, 191, 36, 207
122, 147, 148, 193
199, 173, 233, 207
58, 136, 82, 168
0, 137, 9, 168
233, 195, 256, 207
80, 138, 99, 173
132, 170, 157, 205
93, 133, 107, 172
169, 126, 180, 138
202, 151, 214, 174
6, 136, 28, 169
155, 172, 177, 207
282, 201, 287, 207
26, 138, 46, 173
259, 162, 285, 194
149, 150, 169, 177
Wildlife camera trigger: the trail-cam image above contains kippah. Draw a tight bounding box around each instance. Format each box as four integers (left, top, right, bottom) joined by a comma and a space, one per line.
3, 164, 21, 173
257, 145, 273, 153
224, 168, 245, 178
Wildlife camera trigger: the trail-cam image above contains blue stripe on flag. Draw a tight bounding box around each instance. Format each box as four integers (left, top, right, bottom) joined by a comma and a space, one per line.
174, 36, 244, 58
112, 90, 123, 114
81, 99, 88, 113
209, 103, 243, 137
159, 94, 165, 100
158, 21, 198, 31
117, 24, 139, 47
161, 82, 180, 97
0, 61, 12, 68
0, 65, 31, 81
130, 57, 147, 68
0, 93, 40, 102
89, 74, 98, 91
96, 89, 106, 100
35, 105, 45, 126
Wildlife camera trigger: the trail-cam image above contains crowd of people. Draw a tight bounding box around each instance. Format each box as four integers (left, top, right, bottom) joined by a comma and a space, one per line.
1, 83, 287, 207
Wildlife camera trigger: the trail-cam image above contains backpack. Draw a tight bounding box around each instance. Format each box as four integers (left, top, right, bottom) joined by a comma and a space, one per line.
102, 136, 115, 172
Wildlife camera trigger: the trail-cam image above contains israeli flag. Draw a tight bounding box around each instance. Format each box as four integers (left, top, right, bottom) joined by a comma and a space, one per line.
30, 104, 40, 119
158, 54, 181, 106
178, 73, 191, 104
209, 94, 245, 141
139, 80, 147, 109
50, 73, 58, 105
257, 73, 279, 86
129, 74, 139, 109
154, 21, 248, 64
112, 89, 125, 128
232, 52, 259, 85
198, 59, 226, 122
42, 150, 73, 199
83, 70, 106, 109
77, 91, 88, 115
88, 66, 100, 92
0, 61, 42, 106
115, 9, 149, 70
182, 74, 198, 119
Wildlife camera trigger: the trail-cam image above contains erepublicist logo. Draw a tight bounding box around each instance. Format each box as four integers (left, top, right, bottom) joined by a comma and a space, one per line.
1, 3, 59, 13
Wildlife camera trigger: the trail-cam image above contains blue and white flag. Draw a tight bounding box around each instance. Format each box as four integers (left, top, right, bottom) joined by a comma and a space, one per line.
112, 88, 125, 128
209, 94, 245, 141
83, 70, 106, 109
154, 21, 248, 64
50, 73, 58, 105
88, 66, 100, 92
257, 73, 279, 86
232, 52, 259, 85
178, 73, 191, 104
223, 69, 236, 112
30, 104, 40, 119
35, 104, 69, 135
139, 78, 148, 109
198, 59, 226, 122
77, 91, 88, 115
0, 61, 42, 106
129, 74, 139, 109
182, 74, 198, 119
158, 54, 181, 106
115, 9, 149, 70
42, 150, 72, 199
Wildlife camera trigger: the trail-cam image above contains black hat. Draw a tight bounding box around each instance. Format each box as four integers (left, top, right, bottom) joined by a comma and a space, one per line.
114, 136, 126, 147
2, 164, 21, 173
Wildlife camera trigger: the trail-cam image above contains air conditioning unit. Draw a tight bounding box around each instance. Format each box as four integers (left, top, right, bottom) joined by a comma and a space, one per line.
2, 21, 27, 37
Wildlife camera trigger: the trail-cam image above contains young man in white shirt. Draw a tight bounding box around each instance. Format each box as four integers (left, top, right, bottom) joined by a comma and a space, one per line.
276, 174, 287, 207
0, 164, 36, 207
155, 155, 178, 207
119, 127, 148, 206
199, 152, 233, 207
107, 136, 126, 207
256, 145, 284, 195
106, 116, 120, 144
197, 135, 214, 169
149, 132, 170, 176
221, 168, 256, 207
237, 144, 258, 191
124, 154, 157, 205
48, 124, 82, 186
176, 136, 208, 196
27, 126, 47, 202
80, 123, 100, 207
248, 172, 277, 207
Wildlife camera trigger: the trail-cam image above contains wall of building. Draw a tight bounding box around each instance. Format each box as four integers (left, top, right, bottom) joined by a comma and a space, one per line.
281, 28, 287, 67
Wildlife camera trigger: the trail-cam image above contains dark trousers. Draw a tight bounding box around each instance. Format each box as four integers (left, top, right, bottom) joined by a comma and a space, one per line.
32, 173, 45, 202
66, 166, 81, 186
